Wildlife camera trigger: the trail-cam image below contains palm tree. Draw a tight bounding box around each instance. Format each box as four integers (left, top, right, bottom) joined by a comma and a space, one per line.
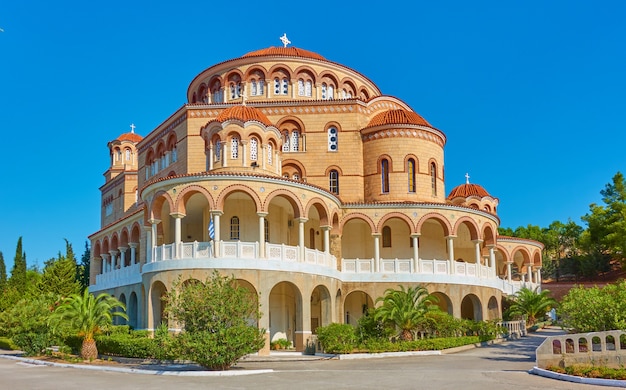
374, 285, 438, 341
506, 287, 557, 326
49, 289, 128, 360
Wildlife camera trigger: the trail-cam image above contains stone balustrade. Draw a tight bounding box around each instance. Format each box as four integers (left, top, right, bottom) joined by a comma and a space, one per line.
536, 330, 626, 369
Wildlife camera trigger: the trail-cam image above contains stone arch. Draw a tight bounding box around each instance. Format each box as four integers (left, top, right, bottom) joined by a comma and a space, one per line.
339, 212, 376, 233
461, 294, 482, 321
310, 284, 332, 332
175, 185, 215, 214
304, 198, 330, 226
215, 184, 262, 212
431, 291, 453, 315
281, 159, 307, 179
148, 190, 175, 221
487, 296, 500, 320
243, 65, 269, 79
416, 213, 452, 237
264, 188, 304, 218
116, 293, 127, 325
452, 217, 480, 241
268, 281, 302, 345
149, 280, 168, 330
128, 291, 139, 329
377, 212, 415, 234
483, 224, 496, 246
343, 290, 374, 326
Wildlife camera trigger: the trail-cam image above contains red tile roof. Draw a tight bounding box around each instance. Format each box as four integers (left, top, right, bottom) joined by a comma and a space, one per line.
117, 132, 143, 143
367, 109, 431, 127
216, 105, 273, 127
242, 46, 326, 61
447, 183, 492, 199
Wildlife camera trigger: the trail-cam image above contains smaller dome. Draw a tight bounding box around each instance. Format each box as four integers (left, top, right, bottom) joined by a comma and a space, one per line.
116, 132, 143, 143
216, 105, 273, 127
367, 109, 431, 128
447, 183, 492, 199
242, 46, 326, 61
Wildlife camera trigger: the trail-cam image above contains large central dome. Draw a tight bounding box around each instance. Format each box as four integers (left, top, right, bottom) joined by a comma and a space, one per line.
242, 46, 326, 61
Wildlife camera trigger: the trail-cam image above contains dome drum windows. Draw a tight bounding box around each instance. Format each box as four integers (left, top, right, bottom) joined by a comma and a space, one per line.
408, 159, 416, 193
381, 159, 390, 194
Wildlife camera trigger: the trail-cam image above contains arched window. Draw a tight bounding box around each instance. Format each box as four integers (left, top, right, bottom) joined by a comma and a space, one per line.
250, 138, 258, 161
125, 149, 131, 161
291, 131, 299, 152
329, 169, 339, 194
230, 83, 241, 99
230, 216, 240, 240
305, 81, 312, 97
382, 226, 392, 247
328, 127, 338, 151
274, 78, 280, 95
328, 85, 334, 99
251, 80, 257, 96
267, 144, 273, 165
214, 141, 222, 162
381, 159, 390, 193
298, 79, 305, 96
172, 146, 177, 162
231, 137, 239, 159
258, 80, 264, 95
116, 149, 122, 162
430, 162, 437, 196
408, 158, 416, 192
282, 131, 290, 152
321, 83, 327, 99
293, 173, 300, 181
264, 219, 269, 242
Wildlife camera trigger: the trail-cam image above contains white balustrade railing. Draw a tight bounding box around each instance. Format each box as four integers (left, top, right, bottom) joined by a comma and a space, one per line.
94, 262, 141, 289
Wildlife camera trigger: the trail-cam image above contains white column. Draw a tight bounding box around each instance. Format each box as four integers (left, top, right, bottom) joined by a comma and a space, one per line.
101, 254, 110, 273
144, 225, 152, 262
213, 212, 222, 257
208, 144, 214, 170
446, 236, 455, 274
322, 226, 331, 254
411, 234, 420, 273
488, 245, 496, 277
109, 250, 119, 270
527, 264, 533, 284
373, 233, 381, 273
129, 243, 137, 264
118, 246, 128, 268
507, 262, 512, 283
223, 142, 229, 167
261, 143, 267, 170
258, 212, 267, 258
241, 140, 248, 167
536, 268, 542, 285
297, 218, 307, 260
472, 239, 482, 267
171, 212, 185, 259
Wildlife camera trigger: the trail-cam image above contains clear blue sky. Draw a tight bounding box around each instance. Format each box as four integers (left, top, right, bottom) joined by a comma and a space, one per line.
1, 1, 624, 270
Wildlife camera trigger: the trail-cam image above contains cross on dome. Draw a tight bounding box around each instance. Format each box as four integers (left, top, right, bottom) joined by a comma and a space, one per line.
465, 172, 470, 184
279, 33, 291, 48
130, 123, 136, 133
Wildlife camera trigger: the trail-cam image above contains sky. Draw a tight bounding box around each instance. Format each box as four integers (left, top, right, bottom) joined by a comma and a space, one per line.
1, 1, 625, 270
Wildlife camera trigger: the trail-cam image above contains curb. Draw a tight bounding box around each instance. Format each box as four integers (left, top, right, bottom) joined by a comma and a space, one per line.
0, 354, 273, 376
530, 367, 626, 388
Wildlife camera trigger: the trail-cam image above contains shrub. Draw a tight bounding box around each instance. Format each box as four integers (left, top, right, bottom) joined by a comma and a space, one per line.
270, 338, 291, 350
316, 323, 356, 354
0, 336, 18, 351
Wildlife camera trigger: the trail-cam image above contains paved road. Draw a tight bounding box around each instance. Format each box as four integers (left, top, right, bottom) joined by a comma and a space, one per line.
0, 328, 612, 389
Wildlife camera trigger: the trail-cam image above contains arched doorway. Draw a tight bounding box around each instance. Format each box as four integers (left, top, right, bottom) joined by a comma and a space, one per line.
461, 294, 483, 321
310, 285, 332, 333
269, 282, 301, 346
431, 291, 453, 315
128, 291, 138, 329
343, 290, 374, 326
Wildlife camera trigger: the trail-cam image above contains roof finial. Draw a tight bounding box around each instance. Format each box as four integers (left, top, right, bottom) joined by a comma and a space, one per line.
130, 123, 136, 133
465, 172, 470, 184
280, 33, 291, 48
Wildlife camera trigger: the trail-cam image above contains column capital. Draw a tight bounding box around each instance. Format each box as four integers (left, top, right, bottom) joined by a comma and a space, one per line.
371, 232, 382, 238
118, 246, 128, 253
210, 210, 224, 217
149, 218, 161, 224
109, 250, 119, 256
296, 217, 308, 223
100, 253, 110, 260
445, 235, 457, 240
471, 239, 483, 244
410, 233, 421, 238
128, 242, 138, 249
170, 212, 186, 219
257, 212, 269, 218
320, 225, 332, 231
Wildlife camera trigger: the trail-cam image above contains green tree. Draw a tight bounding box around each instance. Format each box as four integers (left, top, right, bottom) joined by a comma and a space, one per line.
77, 241, 91, 291
559, 281, 626, 332
505, 287, 557, 326
8, 237, 27, 293
374, 285, 438, 341
0, 251, 6, 292
582, 172, 626, 267
0, 293, 59, 355
49, 289, 128, 360
38, 255, 81, 297
165, 271, 265, 370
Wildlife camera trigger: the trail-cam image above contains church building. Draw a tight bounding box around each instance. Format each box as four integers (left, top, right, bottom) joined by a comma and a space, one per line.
89, 35, 543, 354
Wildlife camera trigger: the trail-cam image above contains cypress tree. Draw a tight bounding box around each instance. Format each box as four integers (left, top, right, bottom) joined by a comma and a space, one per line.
0, 251, 6, 291
9, 237, 27, 292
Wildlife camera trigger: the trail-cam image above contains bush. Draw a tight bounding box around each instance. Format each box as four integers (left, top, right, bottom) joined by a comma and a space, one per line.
316, 323, 356, 354
270, 338, 291, 350
170, 325, 265, 370
0, 337, 18, 351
